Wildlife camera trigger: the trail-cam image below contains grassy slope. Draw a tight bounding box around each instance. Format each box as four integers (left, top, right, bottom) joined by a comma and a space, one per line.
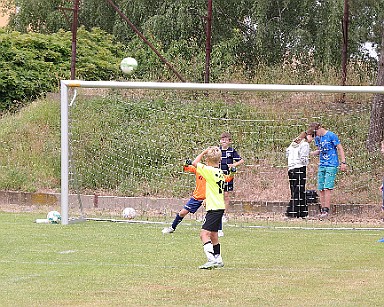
0, 98, 60, 192
0, 90, 383, 204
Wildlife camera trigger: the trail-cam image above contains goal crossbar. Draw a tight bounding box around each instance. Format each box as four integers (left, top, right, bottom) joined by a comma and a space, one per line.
62, 80, 384, 94
60, 80, 384, 225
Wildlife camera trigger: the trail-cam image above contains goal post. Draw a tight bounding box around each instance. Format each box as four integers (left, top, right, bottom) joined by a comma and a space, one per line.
60, 80, 384, 225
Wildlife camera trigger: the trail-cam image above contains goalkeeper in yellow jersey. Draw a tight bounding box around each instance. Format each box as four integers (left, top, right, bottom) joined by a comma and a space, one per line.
190, 146, 236, 269
162, 160, 234, 234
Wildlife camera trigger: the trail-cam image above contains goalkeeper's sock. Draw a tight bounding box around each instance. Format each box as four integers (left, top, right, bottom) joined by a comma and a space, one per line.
213, 243, 223, 263
171, 213, 184, 230
203, 241, 215, 262
213, 243, 221, 255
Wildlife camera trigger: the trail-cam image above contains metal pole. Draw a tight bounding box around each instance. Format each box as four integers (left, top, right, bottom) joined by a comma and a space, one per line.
62, 80, 384, 95
60, 81, 69, 225
204, 0, 213, 83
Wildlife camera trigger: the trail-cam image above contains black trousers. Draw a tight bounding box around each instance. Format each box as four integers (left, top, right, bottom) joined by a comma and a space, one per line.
286, 166, 308, 218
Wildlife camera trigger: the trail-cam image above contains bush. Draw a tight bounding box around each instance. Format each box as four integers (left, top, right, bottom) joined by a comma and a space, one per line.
0, 27, 127, 112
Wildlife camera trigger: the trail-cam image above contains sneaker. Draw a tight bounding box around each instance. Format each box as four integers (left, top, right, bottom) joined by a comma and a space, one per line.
162, 227, 175, 234
218, 230, 224, 237
199, 261, 216, 270
378, 238, 384, 243
319, 207, 329, 219
214, 261, 224, 268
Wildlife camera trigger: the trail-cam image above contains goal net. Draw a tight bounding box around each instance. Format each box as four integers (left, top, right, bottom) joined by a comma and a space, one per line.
60, 80, 384, 225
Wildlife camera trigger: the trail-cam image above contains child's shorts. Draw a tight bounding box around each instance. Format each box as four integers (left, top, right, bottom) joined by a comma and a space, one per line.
184, 198, 204, 214
202, 210, 224, 232
317, 166, 338, 190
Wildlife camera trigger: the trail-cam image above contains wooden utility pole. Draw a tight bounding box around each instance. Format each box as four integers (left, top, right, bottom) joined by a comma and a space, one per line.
70, 0, 80, 80
204, 0, 213, 83
340, 0, 349, 102
57, 0, 80, 80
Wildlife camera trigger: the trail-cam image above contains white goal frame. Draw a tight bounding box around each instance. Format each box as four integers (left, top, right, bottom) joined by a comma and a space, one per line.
60, 80, 384, 225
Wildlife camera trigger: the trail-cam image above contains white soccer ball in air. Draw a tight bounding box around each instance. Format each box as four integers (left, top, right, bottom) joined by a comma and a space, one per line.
120, 57, 138, 74
47, 210, 61, 224
123, 207, 137, 219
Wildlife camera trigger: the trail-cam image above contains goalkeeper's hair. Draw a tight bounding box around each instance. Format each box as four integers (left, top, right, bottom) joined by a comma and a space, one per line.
205, 146, 222, 165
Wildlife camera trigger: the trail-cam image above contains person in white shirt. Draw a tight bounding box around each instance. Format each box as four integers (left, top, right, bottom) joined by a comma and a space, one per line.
285, 131, 312, 218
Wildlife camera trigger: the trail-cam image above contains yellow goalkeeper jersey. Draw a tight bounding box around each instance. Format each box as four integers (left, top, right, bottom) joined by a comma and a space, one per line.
196, 162, 225, 211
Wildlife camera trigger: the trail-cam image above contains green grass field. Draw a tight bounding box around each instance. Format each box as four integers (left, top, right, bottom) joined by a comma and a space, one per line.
1, 212, 383, 306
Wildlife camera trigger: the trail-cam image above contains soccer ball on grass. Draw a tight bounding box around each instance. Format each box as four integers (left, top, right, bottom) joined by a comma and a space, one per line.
120, 57, 138, 74
47, 210, 61, 224
122, 207, 137, 219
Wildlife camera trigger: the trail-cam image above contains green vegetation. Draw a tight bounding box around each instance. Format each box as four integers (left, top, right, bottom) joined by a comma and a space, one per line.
0, 90, 382, 205
0, 98, 60, 191
7, 0, 382, 70
0, 27, 127, 111
0, 212, 383, 306
0, 22, 377, 112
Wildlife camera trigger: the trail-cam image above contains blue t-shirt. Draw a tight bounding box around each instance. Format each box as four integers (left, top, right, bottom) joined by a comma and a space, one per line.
315, 131, 341, 167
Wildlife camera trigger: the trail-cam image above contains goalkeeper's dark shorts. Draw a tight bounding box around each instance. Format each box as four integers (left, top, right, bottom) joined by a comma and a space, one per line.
202, 209, 224, 232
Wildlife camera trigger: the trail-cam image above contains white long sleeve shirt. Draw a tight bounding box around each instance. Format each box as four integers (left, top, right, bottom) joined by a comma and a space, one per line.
286, 140, 310, 170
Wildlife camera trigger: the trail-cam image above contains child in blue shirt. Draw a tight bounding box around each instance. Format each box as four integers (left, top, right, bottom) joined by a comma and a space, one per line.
307, 123, 347, 218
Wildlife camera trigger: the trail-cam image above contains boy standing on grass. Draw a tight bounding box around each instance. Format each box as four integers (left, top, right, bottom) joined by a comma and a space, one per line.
219, 132, 244, 236
191, 146, 234, 269
307, 122, 347, 219
285, 131, 312, 218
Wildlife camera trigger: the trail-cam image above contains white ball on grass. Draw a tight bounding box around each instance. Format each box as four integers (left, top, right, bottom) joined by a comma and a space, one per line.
47, 210, 61, 224
120, 57, 138, 74
122, 207, 137, 219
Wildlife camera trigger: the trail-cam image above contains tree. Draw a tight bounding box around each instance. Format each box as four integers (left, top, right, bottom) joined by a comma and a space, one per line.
3, 0, 381, 75
367, 22, 384, 152
4, 0, 68, 33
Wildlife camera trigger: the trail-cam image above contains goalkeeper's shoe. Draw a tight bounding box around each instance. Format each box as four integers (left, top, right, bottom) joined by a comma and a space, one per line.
199, 261, 216, 270
162, 227, 175, 234
378, 238, 384, 243
214, 261, 224, 268
214, 255, 224, 268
